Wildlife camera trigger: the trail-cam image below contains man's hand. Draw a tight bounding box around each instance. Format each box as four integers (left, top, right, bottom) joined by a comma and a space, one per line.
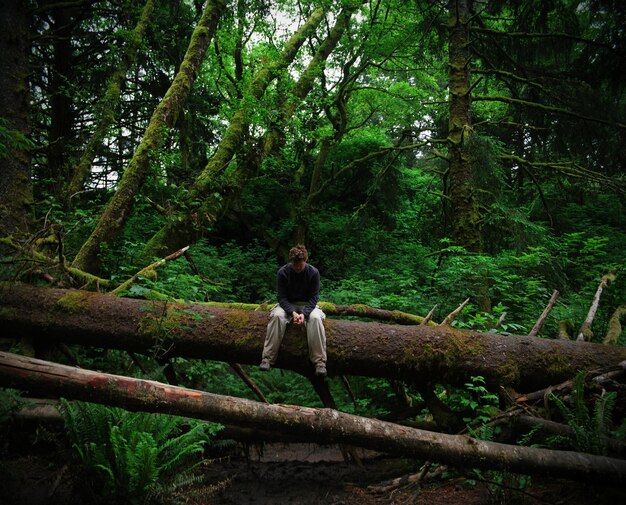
292, 312, 305, 325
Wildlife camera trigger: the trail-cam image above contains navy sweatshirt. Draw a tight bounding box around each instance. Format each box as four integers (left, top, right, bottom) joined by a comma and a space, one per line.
276, 263, 320, 318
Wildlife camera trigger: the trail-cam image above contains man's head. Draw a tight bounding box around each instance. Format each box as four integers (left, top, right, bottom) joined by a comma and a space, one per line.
289, 244, 308, 273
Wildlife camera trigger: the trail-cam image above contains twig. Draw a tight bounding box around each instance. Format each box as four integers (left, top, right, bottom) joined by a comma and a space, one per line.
577, 273, 616, 341
440, 298, 470, 326
230, 363, 268, 403
110, 246, 190, 295
528, 289, 559, 337
420, 304, 437, 325
494, 311, 507, 329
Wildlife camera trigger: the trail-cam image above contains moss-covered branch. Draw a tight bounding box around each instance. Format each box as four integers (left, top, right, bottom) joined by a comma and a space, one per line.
71, 0, 226, 274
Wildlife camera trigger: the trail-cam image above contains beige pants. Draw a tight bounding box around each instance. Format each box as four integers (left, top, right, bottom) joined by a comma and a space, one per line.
262, 303, 326, 366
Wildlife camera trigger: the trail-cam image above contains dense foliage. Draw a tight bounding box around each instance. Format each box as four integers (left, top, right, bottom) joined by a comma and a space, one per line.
1, 0, 626, 500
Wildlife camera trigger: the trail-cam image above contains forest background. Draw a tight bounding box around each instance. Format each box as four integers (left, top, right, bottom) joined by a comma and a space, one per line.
1, 0, 626, 502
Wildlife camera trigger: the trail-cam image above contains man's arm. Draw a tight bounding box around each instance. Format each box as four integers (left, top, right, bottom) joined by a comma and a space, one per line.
302, 268, 320, 318
277, 268, 296, 315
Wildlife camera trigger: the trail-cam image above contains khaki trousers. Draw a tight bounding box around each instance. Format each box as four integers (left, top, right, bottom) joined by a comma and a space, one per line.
262, 303, 326, 366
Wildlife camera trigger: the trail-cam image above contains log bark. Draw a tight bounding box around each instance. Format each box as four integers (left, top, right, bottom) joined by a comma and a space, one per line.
1, 351, 625, 485
2, 284, 626, 392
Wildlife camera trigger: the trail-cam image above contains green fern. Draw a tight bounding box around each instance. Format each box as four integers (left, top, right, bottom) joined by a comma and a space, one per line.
548, 371, 617, 455
60, 400, 221, 503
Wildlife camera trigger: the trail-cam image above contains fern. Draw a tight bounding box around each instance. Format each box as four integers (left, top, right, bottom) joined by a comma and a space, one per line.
60, 400, 219, 503
548, 371, 617, 455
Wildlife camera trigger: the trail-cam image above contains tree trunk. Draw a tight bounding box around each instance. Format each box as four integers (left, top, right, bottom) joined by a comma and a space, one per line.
0, 0, 33, 241
45, 4, 75, 198
447, 0, 490, 311
65, 0, 156, 205
71, 0, 225, 274
2, 285, 625, 392
2, 351, 625, 485
140, 5, 328, 261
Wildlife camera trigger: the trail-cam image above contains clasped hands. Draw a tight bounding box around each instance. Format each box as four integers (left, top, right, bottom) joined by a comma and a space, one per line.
291, 311, 305, 325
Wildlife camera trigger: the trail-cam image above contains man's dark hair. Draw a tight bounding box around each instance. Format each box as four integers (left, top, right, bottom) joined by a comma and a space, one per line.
289, 244, 308, 262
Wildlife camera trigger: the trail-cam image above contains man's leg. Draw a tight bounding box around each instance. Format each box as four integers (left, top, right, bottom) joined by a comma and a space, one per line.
306, 307, 327, 375
260, 305, 289, 369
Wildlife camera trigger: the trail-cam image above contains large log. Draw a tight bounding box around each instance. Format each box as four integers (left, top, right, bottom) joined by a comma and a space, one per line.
1, 284, 625, 391
1, 351, 625, 485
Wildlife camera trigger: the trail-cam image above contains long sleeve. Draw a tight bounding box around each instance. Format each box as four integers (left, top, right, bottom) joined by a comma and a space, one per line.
277, 267, 296, 315
302, 269, 320, 318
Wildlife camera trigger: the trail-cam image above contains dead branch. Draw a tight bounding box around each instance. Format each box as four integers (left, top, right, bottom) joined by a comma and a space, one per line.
516, 361, 626, 403
230, 362, 268, 403
440, 298, 470, 326
110, 245, 190, 295
577, 272, 616, 341
528, 289, 559, 337
494, 311, 507, 329
420, 304, 438, 325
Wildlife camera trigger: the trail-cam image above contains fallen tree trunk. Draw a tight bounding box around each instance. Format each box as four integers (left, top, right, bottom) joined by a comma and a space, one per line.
2, 284, 626, 392
1, 351, 625, 485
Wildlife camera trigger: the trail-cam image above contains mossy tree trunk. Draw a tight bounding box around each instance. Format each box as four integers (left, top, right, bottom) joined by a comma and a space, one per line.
446, 0, 490, 311
71, 0, 226, 274
3, 351, 626, 485
2, 284, 625, 393
139, 5, 328, 261
65, 0, 155, 206
0, 0, 33, 243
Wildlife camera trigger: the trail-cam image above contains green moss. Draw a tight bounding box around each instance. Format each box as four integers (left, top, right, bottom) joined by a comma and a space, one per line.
137, 304, 184, 343
495, 359, 521, 386
0, 307, 17, 319
441, 330, 484, 366
54, 291, 90, 313
318, 301, 336, 312
400, 330, 485, 374
542, 350, 573, 377
224, 310, 251, 329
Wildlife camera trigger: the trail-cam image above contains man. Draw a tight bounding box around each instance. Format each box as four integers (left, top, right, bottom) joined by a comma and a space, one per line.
259, 244, 327, 377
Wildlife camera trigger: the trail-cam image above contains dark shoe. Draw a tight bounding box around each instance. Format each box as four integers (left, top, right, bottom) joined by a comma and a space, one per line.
259, 359, 271, 372
315, 364, 327, 377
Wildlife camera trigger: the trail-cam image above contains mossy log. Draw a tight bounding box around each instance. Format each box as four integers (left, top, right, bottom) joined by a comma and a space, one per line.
200, 300, 434, 325
2, 284, 626, 392
1, 351, 625, 485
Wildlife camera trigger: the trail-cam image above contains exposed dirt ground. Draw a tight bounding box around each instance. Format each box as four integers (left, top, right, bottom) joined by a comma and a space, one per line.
1, 440, 624, 505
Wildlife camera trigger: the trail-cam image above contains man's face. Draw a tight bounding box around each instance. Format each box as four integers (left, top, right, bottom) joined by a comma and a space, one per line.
291, 260, 306, 273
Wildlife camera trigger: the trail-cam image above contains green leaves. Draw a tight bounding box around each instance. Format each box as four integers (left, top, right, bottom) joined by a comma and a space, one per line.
548, 370, 618, 455
60, 400, 219, 503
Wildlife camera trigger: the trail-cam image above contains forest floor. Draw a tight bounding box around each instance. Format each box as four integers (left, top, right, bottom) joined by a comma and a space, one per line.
1, 440, 624, 505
